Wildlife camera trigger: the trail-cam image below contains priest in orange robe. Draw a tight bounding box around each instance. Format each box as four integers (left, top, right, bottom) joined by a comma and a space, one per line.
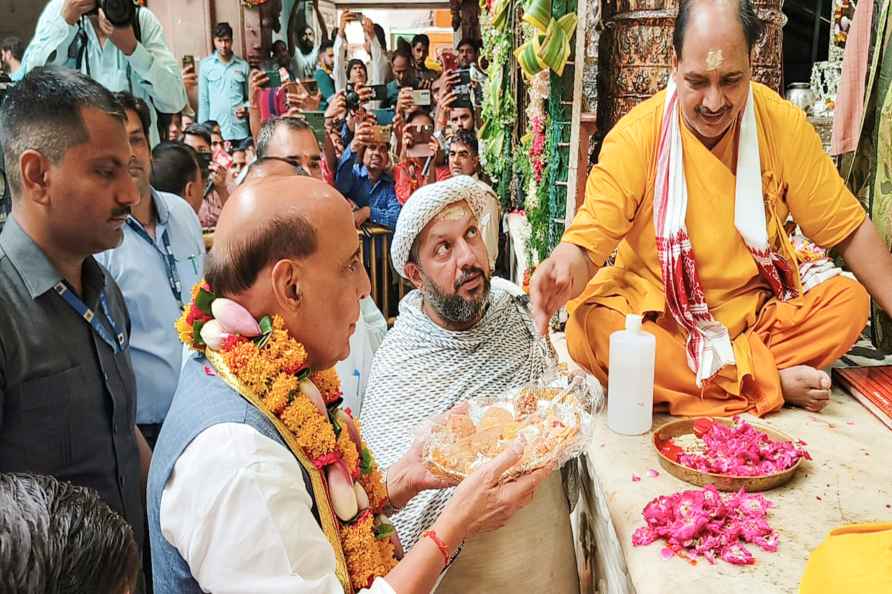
531, 0, 892, 417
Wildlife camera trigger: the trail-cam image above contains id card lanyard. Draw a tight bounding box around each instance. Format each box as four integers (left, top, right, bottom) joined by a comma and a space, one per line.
126, 217, 184, 307
53, 282, 126, 353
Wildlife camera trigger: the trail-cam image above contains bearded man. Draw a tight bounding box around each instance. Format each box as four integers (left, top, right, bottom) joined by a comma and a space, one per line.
532, 0, 892, 417
361, 176, 580, 594
147, 176, 551, 594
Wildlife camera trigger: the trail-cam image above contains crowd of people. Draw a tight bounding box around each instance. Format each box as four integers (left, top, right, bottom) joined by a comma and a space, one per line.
6, 0, 889, 592
0, 2, 528, 593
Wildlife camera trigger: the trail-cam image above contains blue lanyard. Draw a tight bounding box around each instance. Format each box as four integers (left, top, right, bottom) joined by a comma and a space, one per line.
126, 217, 184, 307
53, 281, 126, 353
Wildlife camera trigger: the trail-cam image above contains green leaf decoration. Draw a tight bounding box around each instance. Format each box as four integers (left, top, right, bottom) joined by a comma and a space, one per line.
523, 0, 552, 33
195, 287, 215, 315
192, 321, 206, 345
359, 447, 374, 475
330, 413, 342, 438
374, 522, 396, 540
515, 37, 547, 79
259, 316, 273, 335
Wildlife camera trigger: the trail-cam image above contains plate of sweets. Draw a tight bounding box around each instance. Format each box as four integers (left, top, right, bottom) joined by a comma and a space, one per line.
424, 368, 602, 482
653, 417, 811, 491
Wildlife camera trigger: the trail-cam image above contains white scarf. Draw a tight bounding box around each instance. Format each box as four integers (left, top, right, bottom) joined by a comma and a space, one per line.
653, 80, 797, 386
360, 286, 548, 548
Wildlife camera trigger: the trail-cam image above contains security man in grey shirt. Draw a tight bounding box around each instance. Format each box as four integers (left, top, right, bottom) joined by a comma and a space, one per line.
0, 66, 151, 587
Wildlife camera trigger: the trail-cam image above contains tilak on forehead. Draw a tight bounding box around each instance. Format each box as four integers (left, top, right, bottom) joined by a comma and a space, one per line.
705, 49, 724, 71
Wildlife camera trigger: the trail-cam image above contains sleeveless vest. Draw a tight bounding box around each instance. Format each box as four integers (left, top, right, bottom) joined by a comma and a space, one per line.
147, 353, 316, 593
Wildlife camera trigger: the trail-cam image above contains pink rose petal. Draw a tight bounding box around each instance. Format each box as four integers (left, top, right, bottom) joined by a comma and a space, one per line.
632, 473, 641, 482
647, 468, 660, 478
632, 486, 778, 567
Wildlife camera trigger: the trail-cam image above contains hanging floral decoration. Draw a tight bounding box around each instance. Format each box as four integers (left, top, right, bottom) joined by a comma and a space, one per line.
480, 0, 577, 265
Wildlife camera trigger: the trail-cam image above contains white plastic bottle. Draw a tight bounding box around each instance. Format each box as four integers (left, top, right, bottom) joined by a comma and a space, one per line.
607, 314, 656, 435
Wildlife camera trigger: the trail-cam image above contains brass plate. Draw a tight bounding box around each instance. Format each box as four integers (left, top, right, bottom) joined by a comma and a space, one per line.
652, 417, 804, 492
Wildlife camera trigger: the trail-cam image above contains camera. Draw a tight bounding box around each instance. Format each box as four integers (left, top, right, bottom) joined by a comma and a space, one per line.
456, 69, 472, 85
86, 0, 136, 28
345, 83, 361, 112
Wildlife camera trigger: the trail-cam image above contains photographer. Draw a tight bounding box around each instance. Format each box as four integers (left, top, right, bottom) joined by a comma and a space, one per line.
384, 39, 431, 110
435, 69, 480, 134
22, 0, 187, 146
394, 109, 449, 205
247, 69, 317, 138
335, 118, 401, 229
333, 11, 388, 93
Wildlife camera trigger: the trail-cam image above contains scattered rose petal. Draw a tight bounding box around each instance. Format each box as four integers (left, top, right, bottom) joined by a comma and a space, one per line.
647, 468, 660, 478
816, 496, 822, 501
846, 420, 855, 426
632, 485, 779, 566
632, 473, 641, 482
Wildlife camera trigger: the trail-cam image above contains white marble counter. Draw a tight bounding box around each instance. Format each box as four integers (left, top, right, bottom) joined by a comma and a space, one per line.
583, 389, 892, 594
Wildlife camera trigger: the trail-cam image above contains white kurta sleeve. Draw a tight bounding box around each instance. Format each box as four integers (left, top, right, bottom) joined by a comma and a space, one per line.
333, 35, 348, 92
159, 423, 395, 594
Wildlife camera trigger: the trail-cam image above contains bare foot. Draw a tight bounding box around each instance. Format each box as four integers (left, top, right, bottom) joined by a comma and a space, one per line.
779, 365, 831, 412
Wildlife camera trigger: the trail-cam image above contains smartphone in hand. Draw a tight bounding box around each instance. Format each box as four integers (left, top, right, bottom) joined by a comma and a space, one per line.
406, 124, 434, 158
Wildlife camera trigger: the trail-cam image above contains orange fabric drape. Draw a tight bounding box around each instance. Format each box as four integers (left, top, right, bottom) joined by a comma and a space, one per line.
567, 276, 869, 417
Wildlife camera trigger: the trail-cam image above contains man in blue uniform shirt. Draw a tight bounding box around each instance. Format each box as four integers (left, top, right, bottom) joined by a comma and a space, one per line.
97, 92, 205, 448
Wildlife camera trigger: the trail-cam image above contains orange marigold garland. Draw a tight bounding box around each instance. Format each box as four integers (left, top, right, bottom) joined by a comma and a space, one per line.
176, 281, 397, 591
340, 512, 400, 591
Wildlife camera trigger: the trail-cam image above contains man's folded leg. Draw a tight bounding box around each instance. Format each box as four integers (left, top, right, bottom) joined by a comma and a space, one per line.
748, 275, 869, 412
566, 302, 761, 417
565, 276, 868, 417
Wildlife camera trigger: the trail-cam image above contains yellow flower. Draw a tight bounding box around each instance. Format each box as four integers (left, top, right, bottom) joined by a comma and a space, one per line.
359, 463, 389, 513
311, 368, 342, 404
340, 514, 389, 591
223, 341, 259, 374
266, 373, 297, 415
337, 429, 360, 477
281, 398, 337, 460
175, 315, 195, 348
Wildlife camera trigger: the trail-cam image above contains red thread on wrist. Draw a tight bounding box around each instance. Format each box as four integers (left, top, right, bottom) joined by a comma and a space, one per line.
422, 530, 450, 568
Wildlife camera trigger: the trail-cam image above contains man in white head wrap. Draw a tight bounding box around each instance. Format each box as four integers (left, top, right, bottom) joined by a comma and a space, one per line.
361, 176, 579, 594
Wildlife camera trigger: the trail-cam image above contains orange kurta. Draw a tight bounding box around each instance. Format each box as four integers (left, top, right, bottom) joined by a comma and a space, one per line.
563, 83, 869, 416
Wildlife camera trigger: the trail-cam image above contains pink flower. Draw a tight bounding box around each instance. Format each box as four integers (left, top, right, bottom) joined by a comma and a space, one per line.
721, 543, 755, 565
211, 298, 261, 337
677, 419, 809, 476
632, 486, 778, 567
633, 526, 658, 546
